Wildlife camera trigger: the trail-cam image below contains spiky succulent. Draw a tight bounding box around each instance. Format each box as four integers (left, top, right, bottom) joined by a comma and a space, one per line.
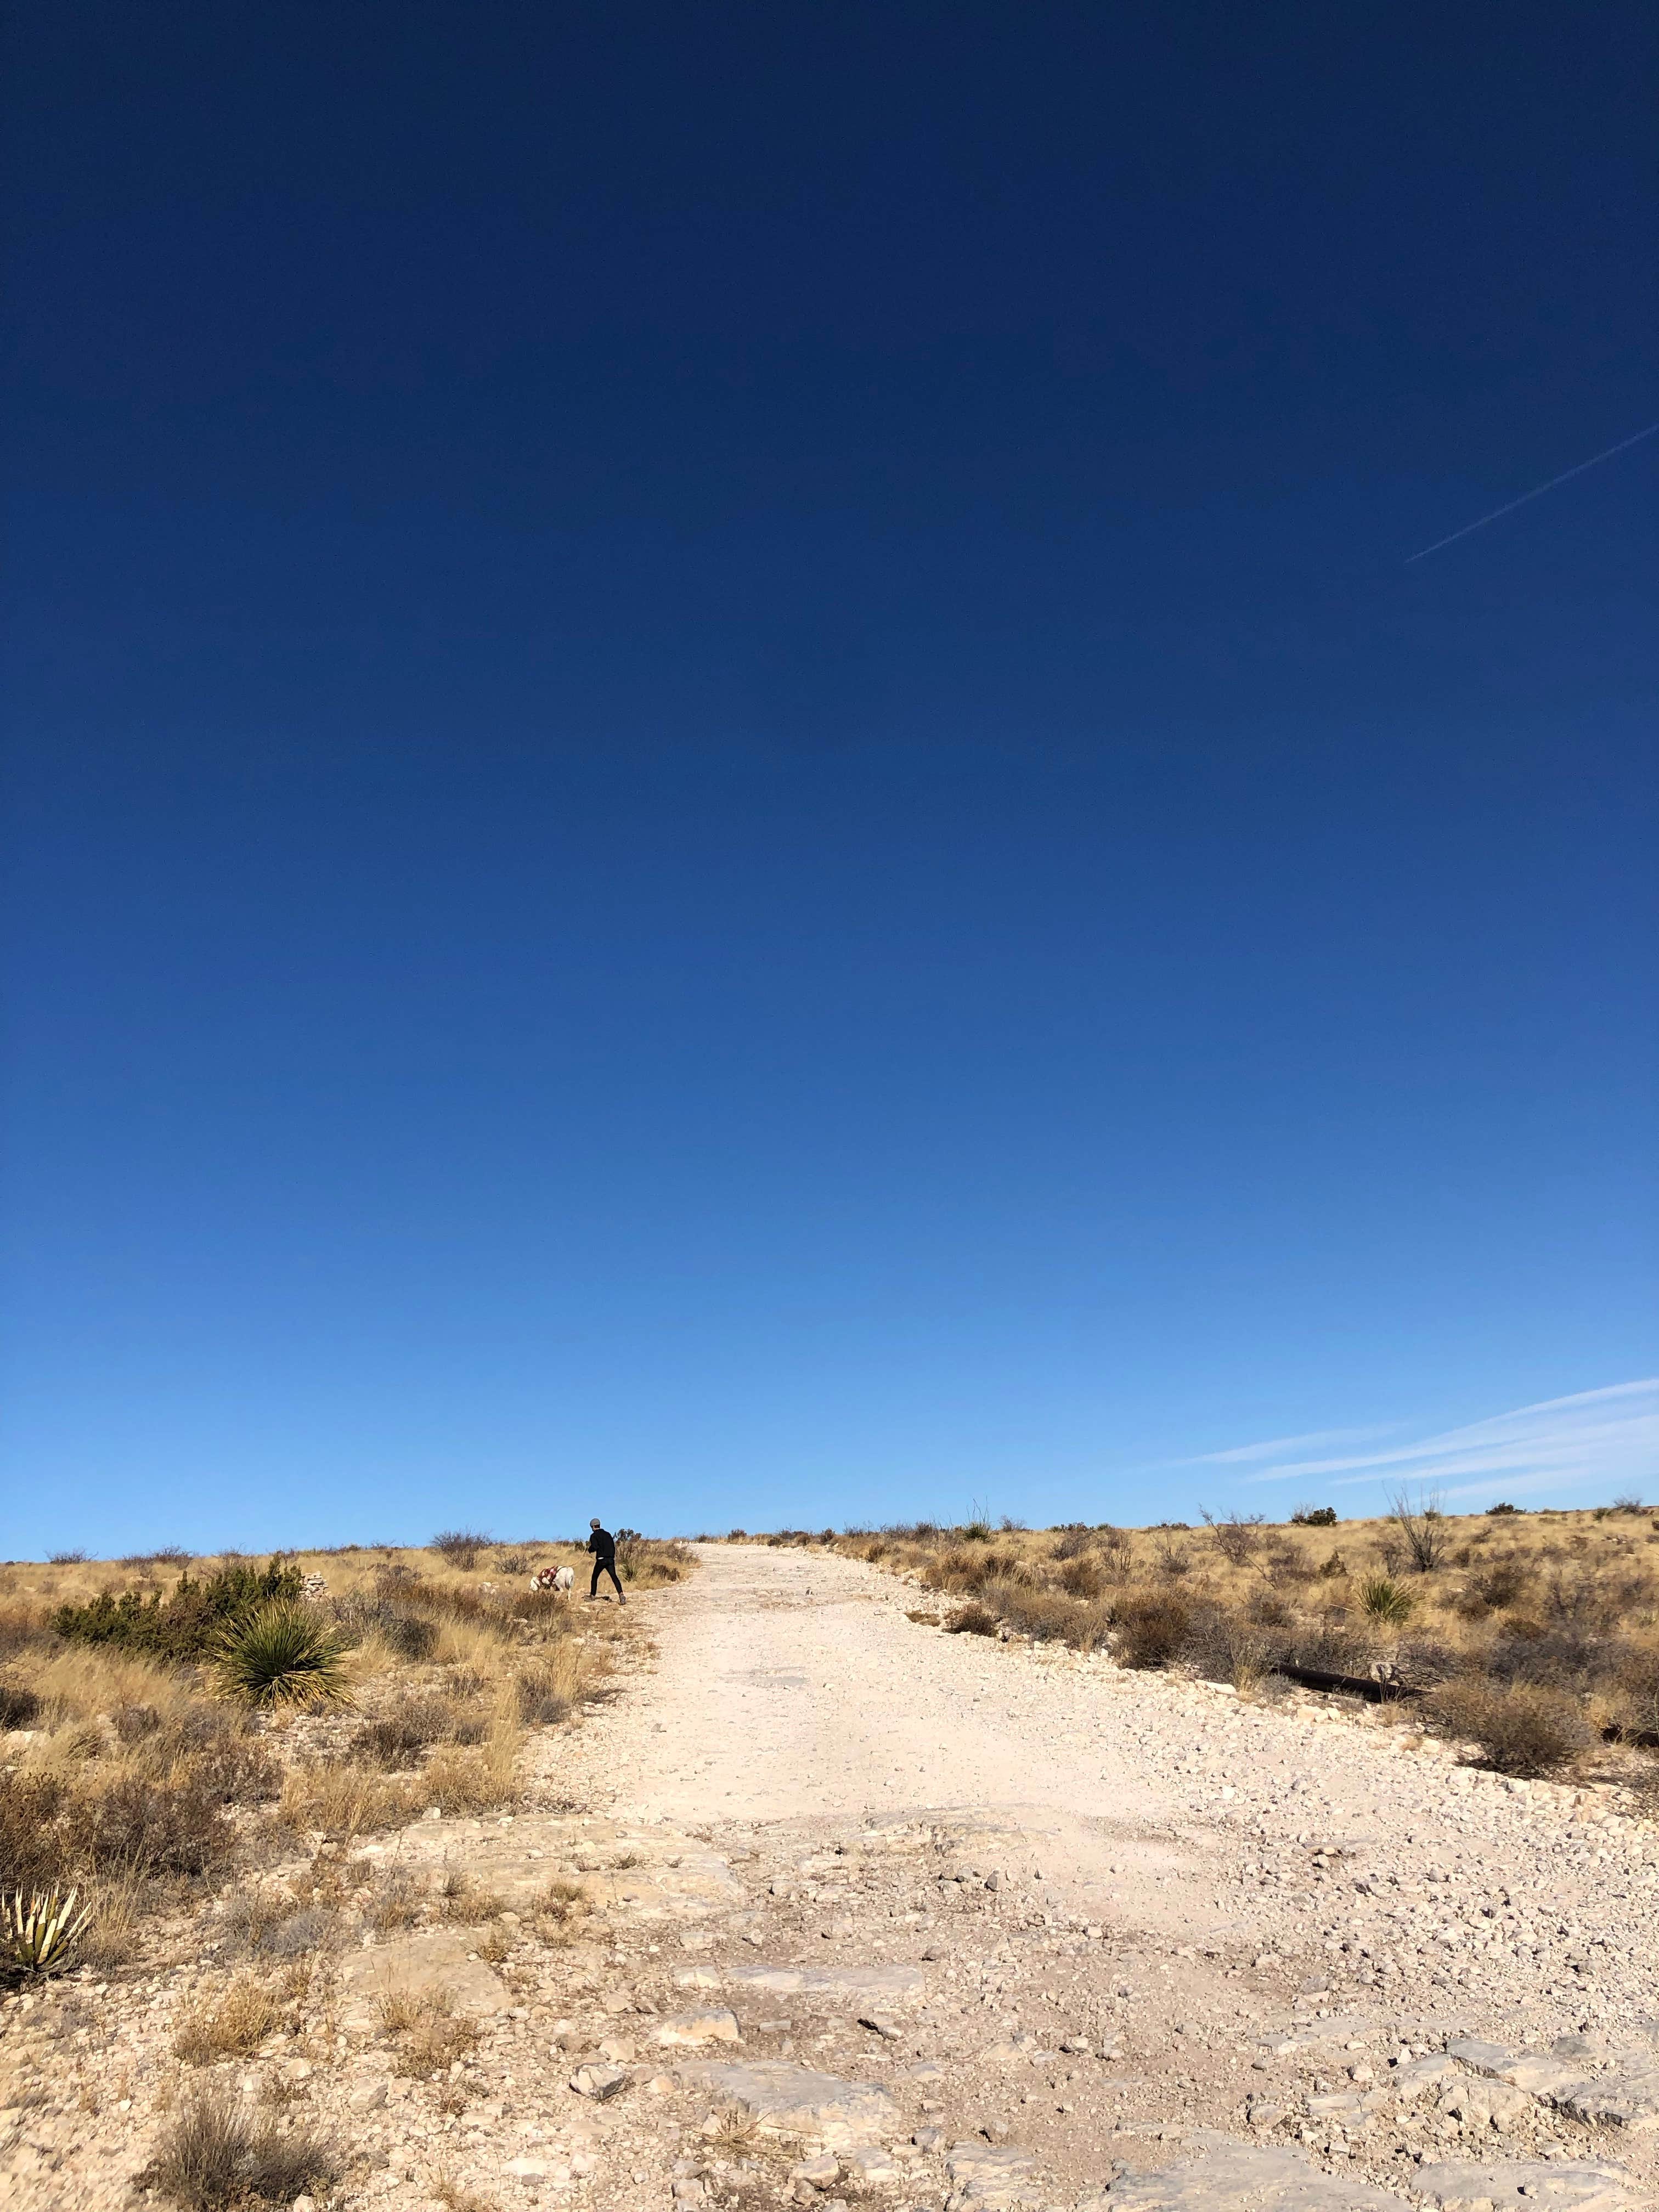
4, 1885, 93, 1974
1359, 1575, 1416, 1624
214, 1600, 352, 1707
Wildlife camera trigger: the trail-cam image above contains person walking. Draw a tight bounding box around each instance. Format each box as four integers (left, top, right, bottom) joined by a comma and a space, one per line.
586, 1519, 625, 1603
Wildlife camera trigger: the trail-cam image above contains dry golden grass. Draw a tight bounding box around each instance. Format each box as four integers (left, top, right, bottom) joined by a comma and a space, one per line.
278, 1764, 420, 1840
437, 1872, 506, 1922
815, 1499, 1659, 1779
173, 1976, 285, 2064
377, 1987, 482, 2076
430, 2171, 498, 2212
0, 1528, 674, 1968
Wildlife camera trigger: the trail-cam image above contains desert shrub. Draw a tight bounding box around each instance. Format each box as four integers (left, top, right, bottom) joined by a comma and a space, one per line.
0, 1601, 52, 1660
52, 1559, 304, 1667
495, 1549, 530, 1576
961, 1520, 991, 1542
507, 1585, 573, 1635
174, 1977, 284, 2063
1096, 1527, 1136, 1577
1262, 1542, 1316, 1584
0, 1773, 69, 1892
978, 1548, 1023, 1584
0, 1684, 41, 1729
431, 1530, 492, 1569
1181, 1603, 1282, 1690
1201, 1509, 1266, 1565
113, 1702, 162, 1741
331, 1592, 439, 1660
263, 1905, 340, 1956
1549, 1567, 1654, 1634
516, 1666, 572, 1725
1387, 1486, 1448, 1571
216, 1602, 350, 1707
983, 1579, 1109, 1647
121, 1545, 194, 1568
1058, 1555, 1105, 1600
1360, 1577, 1415, 1624
1113, 1592, 1191, 1668
1050, 1525, 1093, 1561
142, 2090, 336, 2209
1245, 1587, 1292, 1627
1486, 1501, 1521, 1515
353, 1695, 459, 1768
1460, 1557, 1532, 1615
945, 1602, 998, 1636
1426, 1678, 1592, 1776
48, 1549, 89, 1565
221, 1889, 337, 1957
922, 1546, 984, 1594
1612, 1645, 1659, 1737
1152, 1537, 1191, 1580
79, 1769, 240, 1878
1280, 1619, 1377, 1678
1485, 1622, 1620, 1693
1290, 1504, 1338, 1527
166, 1720, 277, 1805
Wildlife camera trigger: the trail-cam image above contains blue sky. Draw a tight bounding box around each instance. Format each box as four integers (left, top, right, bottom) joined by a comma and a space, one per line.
3, 3, 1655, 1554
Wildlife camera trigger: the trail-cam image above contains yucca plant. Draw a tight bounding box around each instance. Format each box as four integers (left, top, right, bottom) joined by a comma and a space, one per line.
215, 1601, 351, 1708
1359, 1575, 1416, 1624
4, 1884, 93, 1974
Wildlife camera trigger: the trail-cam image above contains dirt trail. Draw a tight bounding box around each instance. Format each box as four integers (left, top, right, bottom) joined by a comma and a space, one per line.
13, 1543, 1659, 2212
543, 1544, 1659, 2212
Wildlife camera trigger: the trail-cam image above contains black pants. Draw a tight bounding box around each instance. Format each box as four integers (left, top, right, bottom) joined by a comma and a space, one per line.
590, 1558, 623, 1598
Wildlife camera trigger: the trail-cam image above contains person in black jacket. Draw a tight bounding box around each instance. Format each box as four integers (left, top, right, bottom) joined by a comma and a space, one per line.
586, 1519, 626, 1604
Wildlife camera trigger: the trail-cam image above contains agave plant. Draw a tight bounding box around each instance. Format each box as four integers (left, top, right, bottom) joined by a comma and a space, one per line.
4, 1885, 93, 1974
215, 1600, 352, 1708
1360, 1575, 1416, 1624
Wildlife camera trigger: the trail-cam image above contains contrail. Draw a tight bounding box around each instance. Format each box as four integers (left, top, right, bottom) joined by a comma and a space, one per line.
1406, 420, 1658, 563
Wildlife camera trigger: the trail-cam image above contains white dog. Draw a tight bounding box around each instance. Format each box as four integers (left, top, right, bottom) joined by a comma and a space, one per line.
532, 1564, 574, 1596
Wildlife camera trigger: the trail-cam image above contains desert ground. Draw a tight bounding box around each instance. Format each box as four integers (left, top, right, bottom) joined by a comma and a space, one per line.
7, 1535, 1659, 2212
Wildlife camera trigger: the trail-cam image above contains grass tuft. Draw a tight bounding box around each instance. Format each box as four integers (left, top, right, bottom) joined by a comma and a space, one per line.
142, 2089, 336, 2208
173, 1976, 284, 2064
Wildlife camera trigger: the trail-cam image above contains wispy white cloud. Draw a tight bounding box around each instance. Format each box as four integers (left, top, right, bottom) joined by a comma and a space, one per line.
1231, 1380, 1658, 1505
1181, 1426, 1397, 1466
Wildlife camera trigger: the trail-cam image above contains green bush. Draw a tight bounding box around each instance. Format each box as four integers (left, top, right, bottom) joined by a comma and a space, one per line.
51, 1560, 305, 1666
215, 1603, 350, 1708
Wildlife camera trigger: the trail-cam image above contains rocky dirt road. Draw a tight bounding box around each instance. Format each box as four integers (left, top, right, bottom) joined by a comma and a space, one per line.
11, 1543, 1659, 2212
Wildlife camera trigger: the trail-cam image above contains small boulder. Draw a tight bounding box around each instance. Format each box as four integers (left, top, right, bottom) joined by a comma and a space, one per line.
659, 2008, 742, 2046
569, 2062, 629, 2100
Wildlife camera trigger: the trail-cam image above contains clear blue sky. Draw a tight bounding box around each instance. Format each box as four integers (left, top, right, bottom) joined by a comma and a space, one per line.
3, 3, 1655, 1555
